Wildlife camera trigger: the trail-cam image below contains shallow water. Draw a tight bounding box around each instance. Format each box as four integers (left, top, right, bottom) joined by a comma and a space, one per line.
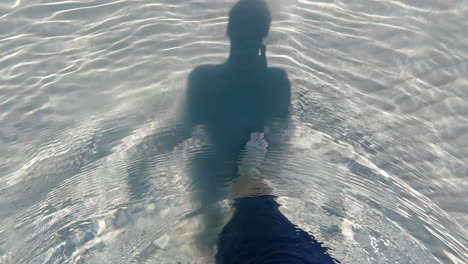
0, 0, 467, 263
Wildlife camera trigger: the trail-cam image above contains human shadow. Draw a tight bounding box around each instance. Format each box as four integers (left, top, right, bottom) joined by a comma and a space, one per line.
124, 1, 339, 261
184, 0, 291, 247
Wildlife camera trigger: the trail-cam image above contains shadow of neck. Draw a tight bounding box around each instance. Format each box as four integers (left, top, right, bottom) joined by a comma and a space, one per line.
227, 45, 267, 70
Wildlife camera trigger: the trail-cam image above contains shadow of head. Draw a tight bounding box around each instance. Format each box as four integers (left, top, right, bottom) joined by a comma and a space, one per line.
227, 0, 271, 49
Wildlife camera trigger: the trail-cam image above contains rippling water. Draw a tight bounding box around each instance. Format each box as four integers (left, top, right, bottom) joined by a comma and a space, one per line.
0, 0, 467, 263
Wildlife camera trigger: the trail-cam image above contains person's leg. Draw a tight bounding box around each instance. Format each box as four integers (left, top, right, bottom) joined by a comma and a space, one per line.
216, 133, 340, 264
231, 132, 272, 199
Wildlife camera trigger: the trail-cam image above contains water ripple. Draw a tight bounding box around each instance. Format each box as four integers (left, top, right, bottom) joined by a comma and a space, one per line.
0, 0, 467, 263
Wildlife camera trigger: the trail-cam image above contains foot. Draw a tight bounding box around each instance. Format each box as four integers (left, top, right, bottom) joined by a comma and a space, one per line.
245, 132, 268, 151
238, 132, 268, 177
231, 132, 272, 199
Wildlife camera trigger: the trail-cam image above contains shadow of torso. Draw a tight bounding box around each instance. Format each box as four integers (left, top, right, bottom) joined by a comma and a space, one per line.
187, 62, 290, 156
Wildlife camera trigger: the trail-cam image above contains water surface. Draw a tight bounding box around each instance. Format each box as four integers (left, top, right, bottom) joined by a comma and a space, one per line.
0, 0, 467, 263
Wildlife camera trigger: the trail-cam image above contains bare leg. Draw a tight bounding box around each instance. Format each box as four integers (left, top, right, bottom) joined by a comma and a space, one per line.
231, 132, 272, 199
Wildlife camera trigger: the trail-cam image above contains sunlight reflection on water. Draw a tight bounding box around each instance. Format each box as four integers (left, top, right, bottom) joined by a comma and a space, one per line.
0, 0, 466, 263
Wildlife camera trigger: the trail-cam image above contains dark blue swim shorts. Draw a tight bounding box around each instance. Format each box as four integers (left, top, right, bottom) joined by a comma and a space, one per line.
215, 195, 340, 264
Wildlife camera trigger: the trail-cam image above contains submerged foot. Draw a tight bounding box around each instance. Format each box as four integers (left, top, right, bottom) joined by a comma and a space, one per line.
232, 132, 272, 199
238, 132, 268, 176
